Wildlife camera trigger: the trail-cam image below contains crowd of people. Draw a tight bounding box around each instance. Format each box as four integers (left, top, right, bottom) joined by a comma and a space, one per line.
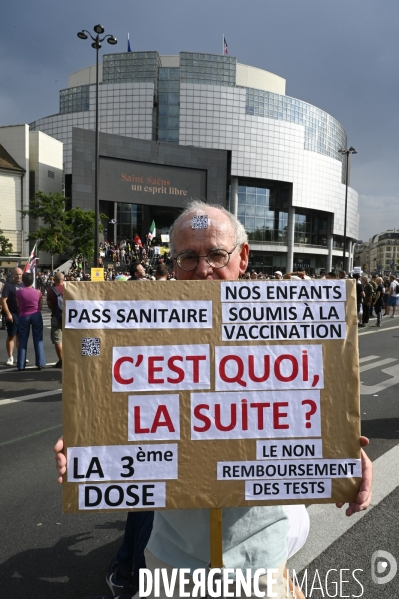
1, 259, 398, 372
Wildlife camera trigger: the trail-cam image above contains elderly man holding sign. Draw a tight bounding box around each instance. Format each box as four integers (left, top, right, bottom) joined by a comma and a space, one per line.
55, 201, 372, 599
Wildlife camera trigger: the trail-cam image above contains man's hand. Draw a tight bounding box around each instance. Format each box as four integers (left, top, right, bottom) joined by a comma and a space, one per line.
336, 436, 372, 516
6, 313, 12, 322
54, 436, 66, 484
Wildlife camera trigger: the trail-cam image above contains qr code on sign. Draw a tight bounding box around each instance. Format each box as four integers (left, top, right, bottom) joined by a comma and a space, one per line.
191, 214, 209, 229
81, 338, 100, 356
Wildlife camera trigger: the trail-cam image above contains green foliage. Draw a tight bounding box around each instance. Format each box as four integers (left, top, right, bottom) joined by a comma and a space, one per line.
0, 227, 13, 255
66, 207, 107, 260
21, 191, 70, 256
21, 191, 107, 266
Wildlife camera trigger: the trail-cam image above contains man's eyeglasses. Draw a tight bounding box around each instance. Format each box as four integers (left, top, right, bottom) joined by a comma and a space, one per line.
175, 246, 237, 271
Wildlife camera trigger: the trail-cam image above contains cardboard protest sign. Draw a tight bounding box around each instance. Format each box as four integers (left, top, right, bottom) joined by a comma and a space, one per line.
62, 279, 361, 513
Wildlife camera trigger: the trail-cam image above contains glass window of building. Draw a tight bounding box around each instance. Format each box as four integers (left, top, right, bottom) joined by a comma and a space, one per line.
103, 52, 161, 89
116, 203, 142, 241
245, 88, 347, 181
157, 68, 180, 144
294, 212, 328, 246
60, 85, 90, 114
234, 183, 289, 244
180, 52, 236, 87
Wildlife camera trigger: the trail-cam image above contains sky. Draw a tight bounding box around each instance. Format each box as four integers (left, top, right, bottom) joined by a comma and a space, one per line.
1, 0, 398, 241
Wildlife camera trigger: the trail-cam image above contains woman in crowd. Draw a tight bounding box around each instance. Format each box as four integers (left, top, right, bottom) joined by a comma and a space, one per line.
373, 276, 385, 327
383, 279, 390, 315
16, 272, 46, 370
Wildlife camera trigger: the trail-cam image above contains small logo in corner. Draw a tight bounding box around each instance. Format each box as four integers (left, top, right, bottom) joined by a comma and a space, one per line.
371, 550, 397, 585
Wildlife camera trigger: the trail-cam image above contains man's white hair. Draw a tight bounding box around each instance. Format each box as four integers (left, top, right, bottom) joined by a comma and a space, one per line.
169, 200, 247, 257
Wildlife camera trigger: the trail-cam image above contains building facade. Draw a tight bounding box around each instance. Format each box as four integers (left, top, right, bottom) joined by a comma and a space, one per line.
30, 51, 359, 274
368, 231, 399, 275
0, 125, 63, 258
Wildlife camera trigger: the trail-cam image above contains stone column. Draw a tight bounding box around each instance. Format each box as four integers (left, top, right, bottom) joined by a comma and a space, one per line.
287, 205, 295, 273
114, 202, 117, 245
326, 214, 333, 272
348, 240, 353, 272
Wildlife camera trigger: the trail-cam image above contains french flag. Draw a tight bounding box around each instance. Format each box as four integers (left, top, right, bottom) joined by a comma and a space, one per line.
24, 244, 37, 273
223, 36, 228, 55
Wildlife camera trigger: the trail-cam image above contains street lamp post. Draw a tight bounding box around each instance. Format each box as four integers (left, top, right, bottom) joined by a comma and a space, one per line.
77, 25, 117, 267
338, 146, 357, 273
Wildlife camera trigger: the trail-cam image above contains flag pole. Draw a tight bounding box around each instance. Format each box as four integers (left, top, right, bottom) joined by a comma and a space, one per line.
222, 33, 224, 55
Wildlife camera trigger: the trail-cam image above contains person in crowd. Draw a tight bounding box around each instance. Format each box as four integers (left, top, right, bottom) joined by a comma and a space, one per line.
360, 275, 373, 327
353, 273, 365, 326
1, 267, 24, 365
16, 272, 46, 370
128, 262, 146, 281
373, 276, 385, 327
0, 271, 7, 329
386, 274, 398, 318
155, 264, 169, 281
46, 271, 64, 368
369, 275, 378, 317
55, 203, 372, 599
338, 270, 347, 279
274, 270, 283, 279
383, 278, 390, 315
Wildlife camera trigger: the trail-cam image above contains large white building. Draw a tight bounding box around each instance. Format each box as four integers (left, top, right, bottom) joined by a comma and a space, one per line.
29, 51, 359, 274
0, 125, 63, 257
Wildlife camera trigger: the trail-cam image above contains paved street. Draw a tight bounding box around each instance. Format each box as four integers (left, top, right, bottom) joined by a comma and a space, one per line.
0, 307, 398, 598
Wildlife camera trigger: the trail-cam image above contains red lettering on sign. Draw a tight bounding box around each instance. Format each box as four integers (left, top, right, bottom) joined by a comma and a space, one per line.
113, 356, 134, 385
273, 402, 289, 429
167, 356, 184, 383
302, 350, 309, 382
148, 356, 164, 384
215, 404, 237, 431
249, 402, 271, 429
186, 355, 206, 383
241, 399, 248, 430
150, 405, 175, 433
248, 355, 270, 383
274, 355, 299, 382
133, 406, 150, 433
193, 404, 211, 432
219, 355, 246, 387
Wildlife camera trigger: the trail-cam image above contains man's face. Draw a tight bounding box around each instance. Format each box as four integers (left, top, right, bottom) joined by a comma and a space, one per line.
135, 265, 146, 278
173, 208, 249, 281
12, 269, 23, 284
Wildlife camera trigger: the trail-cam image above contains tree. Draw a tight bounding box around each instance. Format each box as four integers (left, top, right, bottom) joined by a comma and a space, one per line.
0, 230, 12, 255
0, 225, 13, 265
21, 191, 70, 271
67, 207, 107, 268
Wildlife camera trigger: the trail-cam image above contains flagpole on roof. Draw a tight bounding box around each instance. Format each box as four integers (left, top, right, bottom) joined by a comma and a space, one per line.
222, 33, 224, 55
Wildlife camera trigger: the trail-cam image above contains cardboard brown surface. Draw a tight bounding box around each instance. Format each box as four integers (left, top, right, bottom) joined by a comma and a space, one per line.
62, 279, 360, 513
